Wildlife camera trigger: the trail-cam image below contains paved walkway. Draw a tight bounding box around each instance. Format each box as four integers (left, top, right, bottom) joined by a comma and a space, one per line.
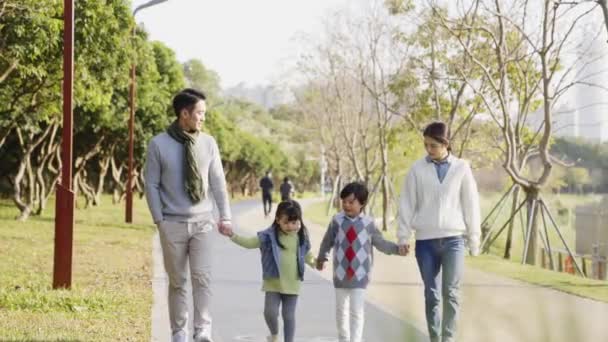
151, 200, 425, 342
152, 199, 608, 342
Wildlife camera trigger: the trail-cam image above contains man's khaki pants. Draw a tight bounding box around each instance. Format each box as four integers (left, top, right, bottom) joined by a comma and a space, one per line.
157, 220, 214, 338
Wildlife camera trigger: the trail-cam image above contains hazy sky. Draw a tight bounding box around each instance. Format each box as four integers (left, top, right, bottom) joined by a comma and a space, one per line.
132, 0, 350, 88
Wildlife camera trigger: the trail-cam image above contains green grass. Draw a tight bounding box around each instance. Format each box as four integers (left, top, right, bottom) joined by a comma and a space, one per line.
468, 254, 608, 302
304, 193, 608, 303
295, 191, 325, 199
0, 195, 155, 341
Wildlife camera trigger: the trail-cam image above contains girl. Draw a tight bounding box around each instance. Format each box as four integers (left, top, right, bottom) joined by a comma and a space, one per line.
218, 200, 315, 342
397, 121, 481, 342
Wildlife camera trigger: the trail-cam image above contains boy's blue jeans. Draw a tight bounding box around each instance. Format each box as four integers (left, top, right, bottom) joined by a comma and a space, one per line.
415, 236, 465, 342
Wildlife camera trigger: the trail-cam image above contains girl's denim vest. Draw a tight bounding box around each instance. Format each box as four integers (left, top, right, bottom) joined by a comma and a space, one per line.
257, 226, 311, 281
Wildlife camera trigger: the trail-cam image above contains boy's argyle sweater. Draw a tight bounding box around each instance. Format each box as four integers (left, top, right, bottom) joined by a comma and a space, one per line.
317, 212, 399, 289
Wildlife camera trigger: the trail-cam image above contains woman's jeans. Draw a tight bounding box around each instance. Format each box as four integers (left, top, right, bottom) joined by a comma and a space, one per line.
415, 236, 465, 342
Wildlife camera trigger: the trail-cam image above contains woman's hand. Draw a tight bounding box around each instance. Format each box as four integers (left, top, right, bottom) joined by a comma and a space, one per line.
218, 221, 234, 237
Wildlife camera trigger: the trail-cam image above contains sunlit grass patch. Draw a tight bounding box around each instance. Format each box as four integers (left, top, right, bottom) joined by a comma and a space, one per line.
0, 195, 154, 341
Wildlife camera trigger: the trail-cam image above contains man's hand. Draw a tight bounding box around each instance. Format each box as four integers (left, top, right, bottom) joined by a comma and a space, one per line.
398, 243, 410, 256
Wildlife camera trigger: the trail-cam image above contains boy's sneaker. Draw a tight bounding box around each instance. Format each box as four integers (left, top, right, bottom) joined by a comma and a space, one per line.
266, 335, 278, 342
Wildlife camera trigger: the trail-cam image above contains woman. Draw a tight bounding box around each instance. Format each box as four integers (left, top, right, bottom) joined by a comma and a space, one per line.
397, 121, 481, 342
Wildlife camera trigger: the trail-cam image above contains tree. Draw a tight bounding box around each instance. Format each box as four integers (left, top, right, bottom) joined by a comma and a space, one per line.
183, 59, 221, 103
433, 0, 598, 265
0, 0, 187, 217
564, 167, 592, 193
293, 1, 416, 226
0, 0, 63, 219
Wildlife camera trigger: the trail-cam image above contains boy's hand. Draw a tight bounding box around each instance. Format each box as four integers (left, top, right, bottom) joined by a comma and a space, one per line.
315, 259, 326, 271
398, 244, 410, 256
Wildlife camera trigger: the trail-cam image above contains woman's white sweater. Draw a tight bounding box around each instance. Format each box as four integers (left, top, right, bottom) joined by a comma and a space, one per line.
396, 155, 481, 255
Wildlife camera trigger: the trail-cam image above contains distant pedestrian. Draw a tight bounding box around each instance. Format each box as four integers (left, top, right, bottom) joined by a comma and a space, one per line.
280, 177, 295, 201
260, 171, 274, 218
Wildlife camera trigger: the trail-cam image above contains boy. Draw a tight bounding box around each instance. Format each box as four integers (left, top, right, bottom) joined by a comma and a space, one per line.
316, 182, 405, 342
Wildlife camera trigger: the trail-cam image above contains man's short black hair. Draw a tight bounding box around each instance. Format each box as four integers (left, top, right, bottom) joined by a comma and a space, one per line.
340, 182, 369, 206
172, 88, 206, 117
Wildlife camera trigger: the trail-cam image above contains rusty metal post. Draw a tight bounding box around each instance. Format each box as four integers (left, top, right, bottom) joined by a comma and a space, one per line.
126, 54, 135, 223
126, 0, 170, 223
53, 0, 75, 289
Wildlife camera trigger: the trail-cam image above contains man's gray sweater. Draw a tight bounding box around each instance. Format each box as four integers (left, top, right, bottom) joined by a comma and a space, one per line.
144, 131, 231, 224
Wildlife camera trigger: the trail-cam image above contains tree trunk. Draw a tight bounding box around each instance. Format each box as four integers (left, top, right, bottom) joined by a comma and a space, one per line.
34, 142, 61, 215
111, 156, 125, 204
523, 188, 540, 266
79, 172, 97, 209
381, 154, 390, 231
13, 155, 32, 221
239, 172, 250, 196
504, 184, 520, 259
0, 124, 14, 151
113, 188, 121, 204
327, 174, 341, 216
366, 175, 384, 218
138, 166, 145, 199
26, 156, 37, 210
12, 124, 55, 220
0, 59, 18, 84
95, 154, 111, 205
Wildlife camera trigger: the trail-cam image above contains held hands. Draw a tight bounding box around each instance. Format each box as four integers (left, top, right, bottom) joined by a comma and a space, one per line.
218, 220, 234, 238
397, 243, 410, 256
315, 259, 326, 271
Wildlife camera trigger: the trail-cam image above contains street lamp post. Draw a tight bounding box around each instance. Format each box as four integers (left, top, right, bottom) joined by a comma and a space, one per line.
53, 0, 75, 289
126, 0, 169, 223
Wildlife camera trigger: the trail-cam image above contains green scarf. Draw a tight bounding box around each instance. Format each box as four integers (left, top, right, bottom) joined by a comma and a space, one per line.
167, 120, 205, 203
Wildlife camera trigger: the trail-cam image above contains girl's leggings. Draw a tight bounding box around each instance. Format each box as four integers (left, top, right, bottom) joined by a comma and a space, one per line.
264, 292, 298, 342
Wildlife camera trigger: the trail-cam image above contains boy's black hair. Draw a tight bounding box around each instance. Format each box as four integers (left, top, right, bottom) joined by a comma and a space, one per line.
272, 200, 310, 250
172, 88, 206, 117
340, 182, 369, 206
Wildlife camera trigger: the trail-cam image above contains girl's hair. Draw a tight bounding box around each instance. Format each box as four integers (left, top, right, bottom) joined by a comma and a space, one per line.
423, 121, 451, 151
273, 200, 310, 250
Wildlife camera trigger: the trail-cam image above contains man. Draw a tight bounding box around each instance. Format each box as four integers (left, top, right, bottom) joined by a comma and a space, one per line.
279, 176, 295, 201
145, 88, 231, 342
259, 170, 274, 218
